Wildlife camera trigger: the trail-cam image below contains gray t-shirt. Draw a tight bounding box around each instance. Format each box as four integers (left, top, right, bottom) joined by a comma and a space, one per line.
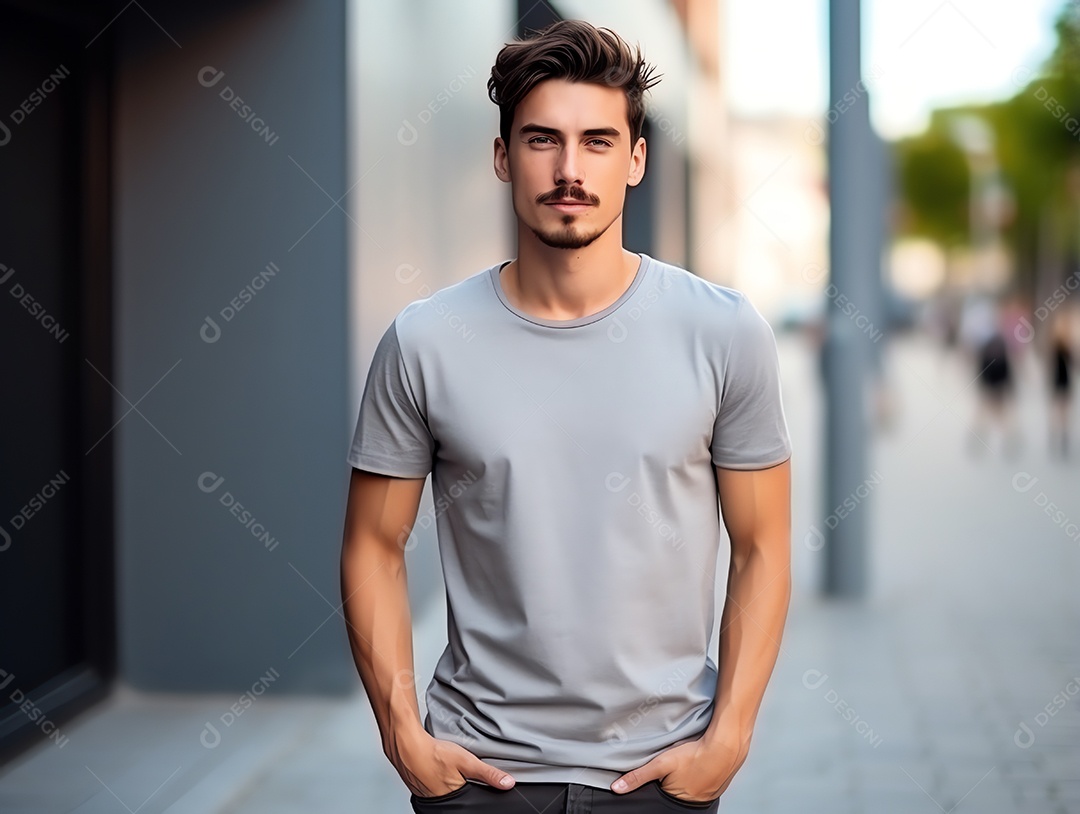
347, 252, 791, 790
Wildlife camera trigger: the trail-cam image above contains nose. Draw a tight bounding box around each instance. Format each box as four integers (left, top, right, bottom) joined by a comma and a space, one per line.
554, 145, 584, 187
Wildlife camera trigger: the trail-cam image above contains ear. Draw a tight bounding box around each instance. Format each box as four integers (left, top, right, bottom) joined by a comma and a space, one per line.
626, 137, 646, 188
494, 137, 511, 183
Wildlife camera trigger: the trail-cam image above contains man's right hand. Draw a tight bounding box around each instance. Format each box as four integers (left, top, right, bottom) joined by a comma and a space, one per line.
391, 727, 517, 797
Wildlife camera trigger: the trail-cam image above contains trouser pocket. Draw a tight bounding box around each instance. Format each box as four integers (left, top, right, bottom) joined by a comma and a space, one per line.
652, 781, 721, 810
411, 780, 472, 807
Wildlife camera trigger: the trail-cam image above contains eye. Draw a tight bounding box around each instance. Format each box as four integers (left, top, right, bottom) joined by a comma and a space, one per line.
527, 135, 554, 144
587, 139, 612, 147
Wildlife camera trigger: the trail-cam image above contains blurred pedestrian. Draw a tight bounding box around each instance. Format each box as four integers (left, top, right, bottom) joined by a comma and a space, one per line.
1048, 316, 1073, 457
959, 295, 1020, 457
975, 330, 1021, 456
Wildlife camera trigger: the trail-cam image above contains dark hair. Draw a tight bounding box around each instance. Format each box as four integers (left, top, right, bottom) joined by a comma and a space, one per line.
487, 19, 662, 151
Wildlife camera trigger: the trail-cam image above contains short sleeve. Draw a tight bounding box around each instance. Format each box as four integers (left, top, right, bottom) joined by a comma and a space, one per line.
711, 294, 792, 469
347, 319, 435, 478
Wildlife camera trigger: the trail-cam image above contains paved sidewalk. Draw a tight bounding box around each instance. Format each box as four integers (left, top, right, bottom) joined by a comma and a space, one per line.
1, 333, 1077, 813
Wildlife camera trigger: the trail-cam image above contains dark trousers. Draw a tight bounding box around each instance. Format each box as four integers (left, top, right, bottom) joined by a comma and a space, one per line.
410, 779, 721, 812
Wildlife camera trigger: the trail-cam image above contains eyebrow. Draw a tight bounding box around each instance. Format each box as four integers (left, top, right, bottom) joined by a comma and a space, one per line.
518, 123, 622, 140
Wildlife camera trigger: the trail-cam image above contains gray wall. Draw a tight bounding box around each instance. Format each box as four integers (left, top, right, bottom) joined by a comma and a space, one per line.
115, 1, 353, 692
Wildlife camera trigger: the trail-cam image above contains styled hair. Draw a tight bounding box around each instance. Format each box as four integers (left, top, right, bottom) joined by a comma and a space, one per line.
487, 19, 662, 151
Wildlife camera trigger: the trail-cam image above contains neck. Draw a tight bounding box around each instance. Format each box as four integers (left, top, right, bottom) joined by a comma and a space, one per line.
501, 221, 641, 322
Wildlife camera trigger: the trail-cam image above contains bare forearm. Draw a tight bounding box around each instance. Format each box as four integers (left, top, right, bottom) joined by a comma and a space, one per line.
340, 545, 426, 754
704, 537, 791, 744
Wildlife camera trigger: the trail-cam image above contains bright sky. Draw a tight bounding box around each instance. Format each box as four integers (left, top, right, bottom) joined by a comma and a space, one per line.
725, 0, 1067, 139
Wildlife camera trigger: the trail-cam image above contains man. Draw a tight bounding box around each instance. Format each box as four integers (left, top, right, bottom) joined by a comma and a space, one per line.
341, 19, 792, 813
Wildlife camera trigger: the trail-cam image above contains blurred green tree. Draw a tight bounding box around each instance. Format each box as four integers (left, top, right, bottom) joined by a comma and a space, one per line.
893, 0, 1080, 297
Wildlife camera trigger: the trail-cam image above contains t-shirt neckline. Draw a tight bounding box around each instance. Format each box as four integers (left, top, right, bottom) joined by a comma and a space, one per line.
487, 253, 652, 329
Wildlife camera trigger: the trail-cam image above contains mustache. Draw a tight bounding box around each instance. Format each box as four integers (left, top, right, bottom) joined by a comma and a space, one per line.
538, 187, 599, 205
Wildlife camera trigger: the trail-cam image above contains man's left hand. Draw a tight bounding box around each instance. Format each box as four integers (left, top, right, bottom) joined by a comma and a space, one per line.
608, 733, 748, 802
